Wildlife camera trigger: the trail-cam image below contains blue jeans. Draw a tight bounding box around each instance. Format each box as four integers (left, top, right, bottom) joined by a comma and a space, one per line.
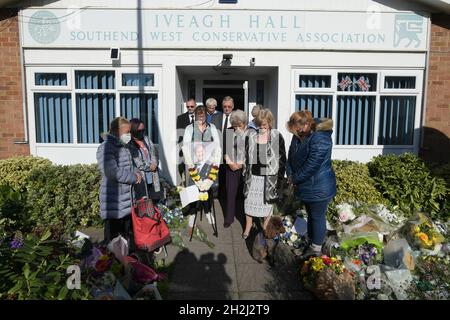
304, 200, 330, 246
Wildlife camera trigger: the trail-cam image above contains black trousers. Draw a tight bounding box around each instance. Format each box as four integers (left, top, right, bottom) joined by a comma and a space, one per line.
224, 166, 243, 226
104, 215, 135, 252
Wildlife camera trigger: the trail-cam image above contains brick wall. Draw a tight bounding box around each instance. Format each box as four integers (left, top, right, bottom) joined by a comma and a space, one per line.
421, 13, 450, 164
0, 9, 29, 159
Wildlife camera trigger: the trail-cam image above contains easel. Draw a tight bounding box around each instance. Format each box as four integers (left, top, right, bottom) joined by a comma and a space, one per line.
189, 189, 218, 241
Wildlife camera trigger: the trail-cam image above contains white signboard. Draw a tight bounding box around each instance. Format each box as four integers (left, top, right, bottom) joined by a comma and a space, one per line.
21, 9, 428, 51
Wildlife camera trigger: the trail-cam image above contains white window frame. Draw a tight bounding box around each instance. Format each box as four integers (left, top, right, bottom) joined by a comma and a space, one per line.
28, 66, 162, 147
291, 68, 423, 151
117, 67, 160, 92
29, 67, 71, 91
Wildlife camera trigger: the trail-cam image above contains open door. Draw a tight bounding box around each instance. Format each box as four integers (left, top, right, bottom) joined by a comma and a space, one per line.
243, 80, 249, 117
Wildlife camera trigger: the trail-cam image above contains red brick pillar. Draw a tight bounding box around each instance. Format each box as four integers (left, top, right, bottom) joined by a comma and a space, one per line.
421, 14, 450, 164
0, 9, 29, 159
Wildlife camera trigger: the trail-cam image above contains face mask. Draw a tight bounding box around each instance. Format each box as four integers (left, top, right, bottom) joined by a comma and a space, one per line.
120, 133, 132, 144
134, 129, 145, 141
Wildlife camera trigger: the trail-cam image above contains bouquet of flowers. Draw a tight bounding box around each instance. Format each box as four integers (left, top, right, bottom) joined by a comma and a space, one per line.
158, 204, 184, 229
403, 213, 445, 250
345, 241, 382, 267
336, 203, 356, 223
372, 204, 405, 225
280, 216, 305, 248
300, 255, 356, 300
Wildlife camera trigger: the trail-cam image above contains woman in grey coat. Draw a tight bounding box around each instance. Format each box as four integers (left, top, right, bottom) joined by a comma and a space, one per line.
96, 116, 142, 244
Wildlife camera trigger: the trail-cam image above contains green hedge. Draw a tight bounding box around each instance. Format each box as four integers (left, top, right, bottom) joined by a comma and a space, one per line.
332, 160, 385, 206
26, 164, 102, 233
0, 156, 102, 237
368, 153, 448, 219
0, 156, 52, 192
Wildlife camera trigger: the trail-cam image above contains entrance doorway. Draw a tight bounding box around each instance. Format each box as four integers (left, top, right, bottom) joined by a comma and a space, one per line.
202, 87, 245, 112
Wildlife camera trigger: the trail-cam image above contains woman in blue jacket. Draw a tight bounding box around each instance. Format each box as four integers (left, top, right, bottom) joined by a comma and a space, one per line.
286, 110, 336, 259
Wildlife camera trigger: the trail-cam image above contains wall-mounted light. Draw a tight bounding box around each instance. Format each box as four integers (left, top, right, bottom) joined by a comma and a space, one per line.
250, 57, 255, 66
213, 53, 233, 72
110, 48, 120, 61
223, 54, 233, 62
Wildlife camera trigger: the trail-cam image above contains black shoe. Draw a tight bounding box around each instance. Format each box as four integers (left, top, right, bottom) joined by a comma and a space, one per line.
299, 246, 320, 261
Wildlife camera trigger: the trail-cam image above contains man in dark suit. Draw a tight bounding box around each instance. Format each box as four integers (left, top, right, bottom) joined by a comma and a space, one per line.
205, 97, 223, 130
177, 98, 196, 130
177, 98, 196, 184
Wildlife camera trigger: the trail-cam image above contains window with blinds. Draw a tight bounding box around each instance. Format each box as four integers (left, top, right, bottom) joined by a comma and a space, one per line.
120, 94, 159, 143
295, 95, 332, 118
35, 73, 67, 86
336, 96, 376, 145
75, 71, 116, 143
378, 96, 416, 145
122, 73, 154, 87
34, 93, 73, 143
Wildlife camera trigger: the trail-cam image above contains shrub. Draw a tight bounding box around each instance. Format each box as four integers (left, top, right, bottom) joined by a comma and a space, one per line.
0, 185, 31, 237
0, 156, 52, 192
428, 162, 450, 220
332, 160, 385, 205
0, 230, 91, 300
26, 164, 102, 234
368, 153, 448, 219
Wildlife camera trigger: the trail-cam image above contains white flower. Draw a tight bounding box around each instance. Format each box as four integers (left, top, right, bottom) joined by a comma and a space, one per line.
290, 234, 298, 242
336, 203, 355, 223
375, 204, 401, 224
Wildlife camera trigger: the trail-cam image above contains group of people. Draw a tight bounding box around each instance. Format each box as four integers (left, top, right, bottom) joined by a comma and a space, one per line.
96, 117, 162, 248
96, 95, 337, 260
175, 96, 337, 259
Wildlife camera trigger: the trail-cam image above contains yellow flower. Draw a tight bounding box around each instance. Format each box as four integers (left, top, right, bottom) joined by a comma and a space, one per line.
311, 258, 325, 272
199, 192, 209, 201
416, 232, 429, 243
414, 226, 421, 233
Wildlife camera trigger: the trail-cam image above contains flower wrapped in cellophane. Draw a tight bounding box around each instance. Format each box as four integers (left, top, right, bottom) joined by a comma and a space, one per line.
300, 255, 356, 300
402, 213, 445, 250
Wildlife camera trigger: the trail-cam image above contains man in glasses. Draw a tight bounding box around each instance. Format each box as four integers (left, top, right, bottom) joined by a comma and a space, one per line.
177, 97, 197, 130
177, 98, 197, 183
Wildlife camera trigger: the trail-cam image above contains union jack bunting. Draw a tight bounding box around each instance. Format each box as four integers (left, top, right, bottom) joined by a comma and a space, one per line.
338, 76, 353, 91
356, 76, 371, 91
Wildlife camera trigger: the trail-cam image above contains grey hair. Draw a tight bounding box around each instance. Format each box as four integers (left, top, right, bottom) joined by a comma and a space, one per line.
251, 104, 263, 118
229, 110, 248, 127
205, 97, 217, 107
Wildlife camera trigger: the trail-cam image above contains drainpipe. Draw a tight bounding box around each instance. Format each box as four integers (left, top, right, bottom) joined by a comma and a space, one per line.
14, 8, 29, 146
420, 14, 433, 154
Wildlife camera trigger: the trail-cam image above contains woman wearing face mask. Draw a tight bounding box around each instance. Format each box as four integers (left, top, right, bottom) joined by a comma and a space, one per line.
96, 117, 142, 245
286, 110, 336, 260
127, 118, 164, 203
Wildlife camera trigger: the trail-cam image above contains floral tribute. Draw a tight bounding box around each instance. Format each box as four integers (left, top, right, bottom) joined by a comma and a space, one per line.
300, 255, 356, 300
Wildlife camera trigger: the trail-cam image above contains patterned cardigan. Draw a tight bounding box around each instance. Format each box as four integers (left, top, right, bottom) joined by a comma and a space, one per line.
243, 129, 286, 204
128, 135, 161, 192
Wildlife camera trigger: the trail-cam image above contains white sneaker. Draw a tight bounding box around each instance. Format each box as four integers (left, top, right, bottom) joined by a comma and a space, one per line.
205, 212, 215, 225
